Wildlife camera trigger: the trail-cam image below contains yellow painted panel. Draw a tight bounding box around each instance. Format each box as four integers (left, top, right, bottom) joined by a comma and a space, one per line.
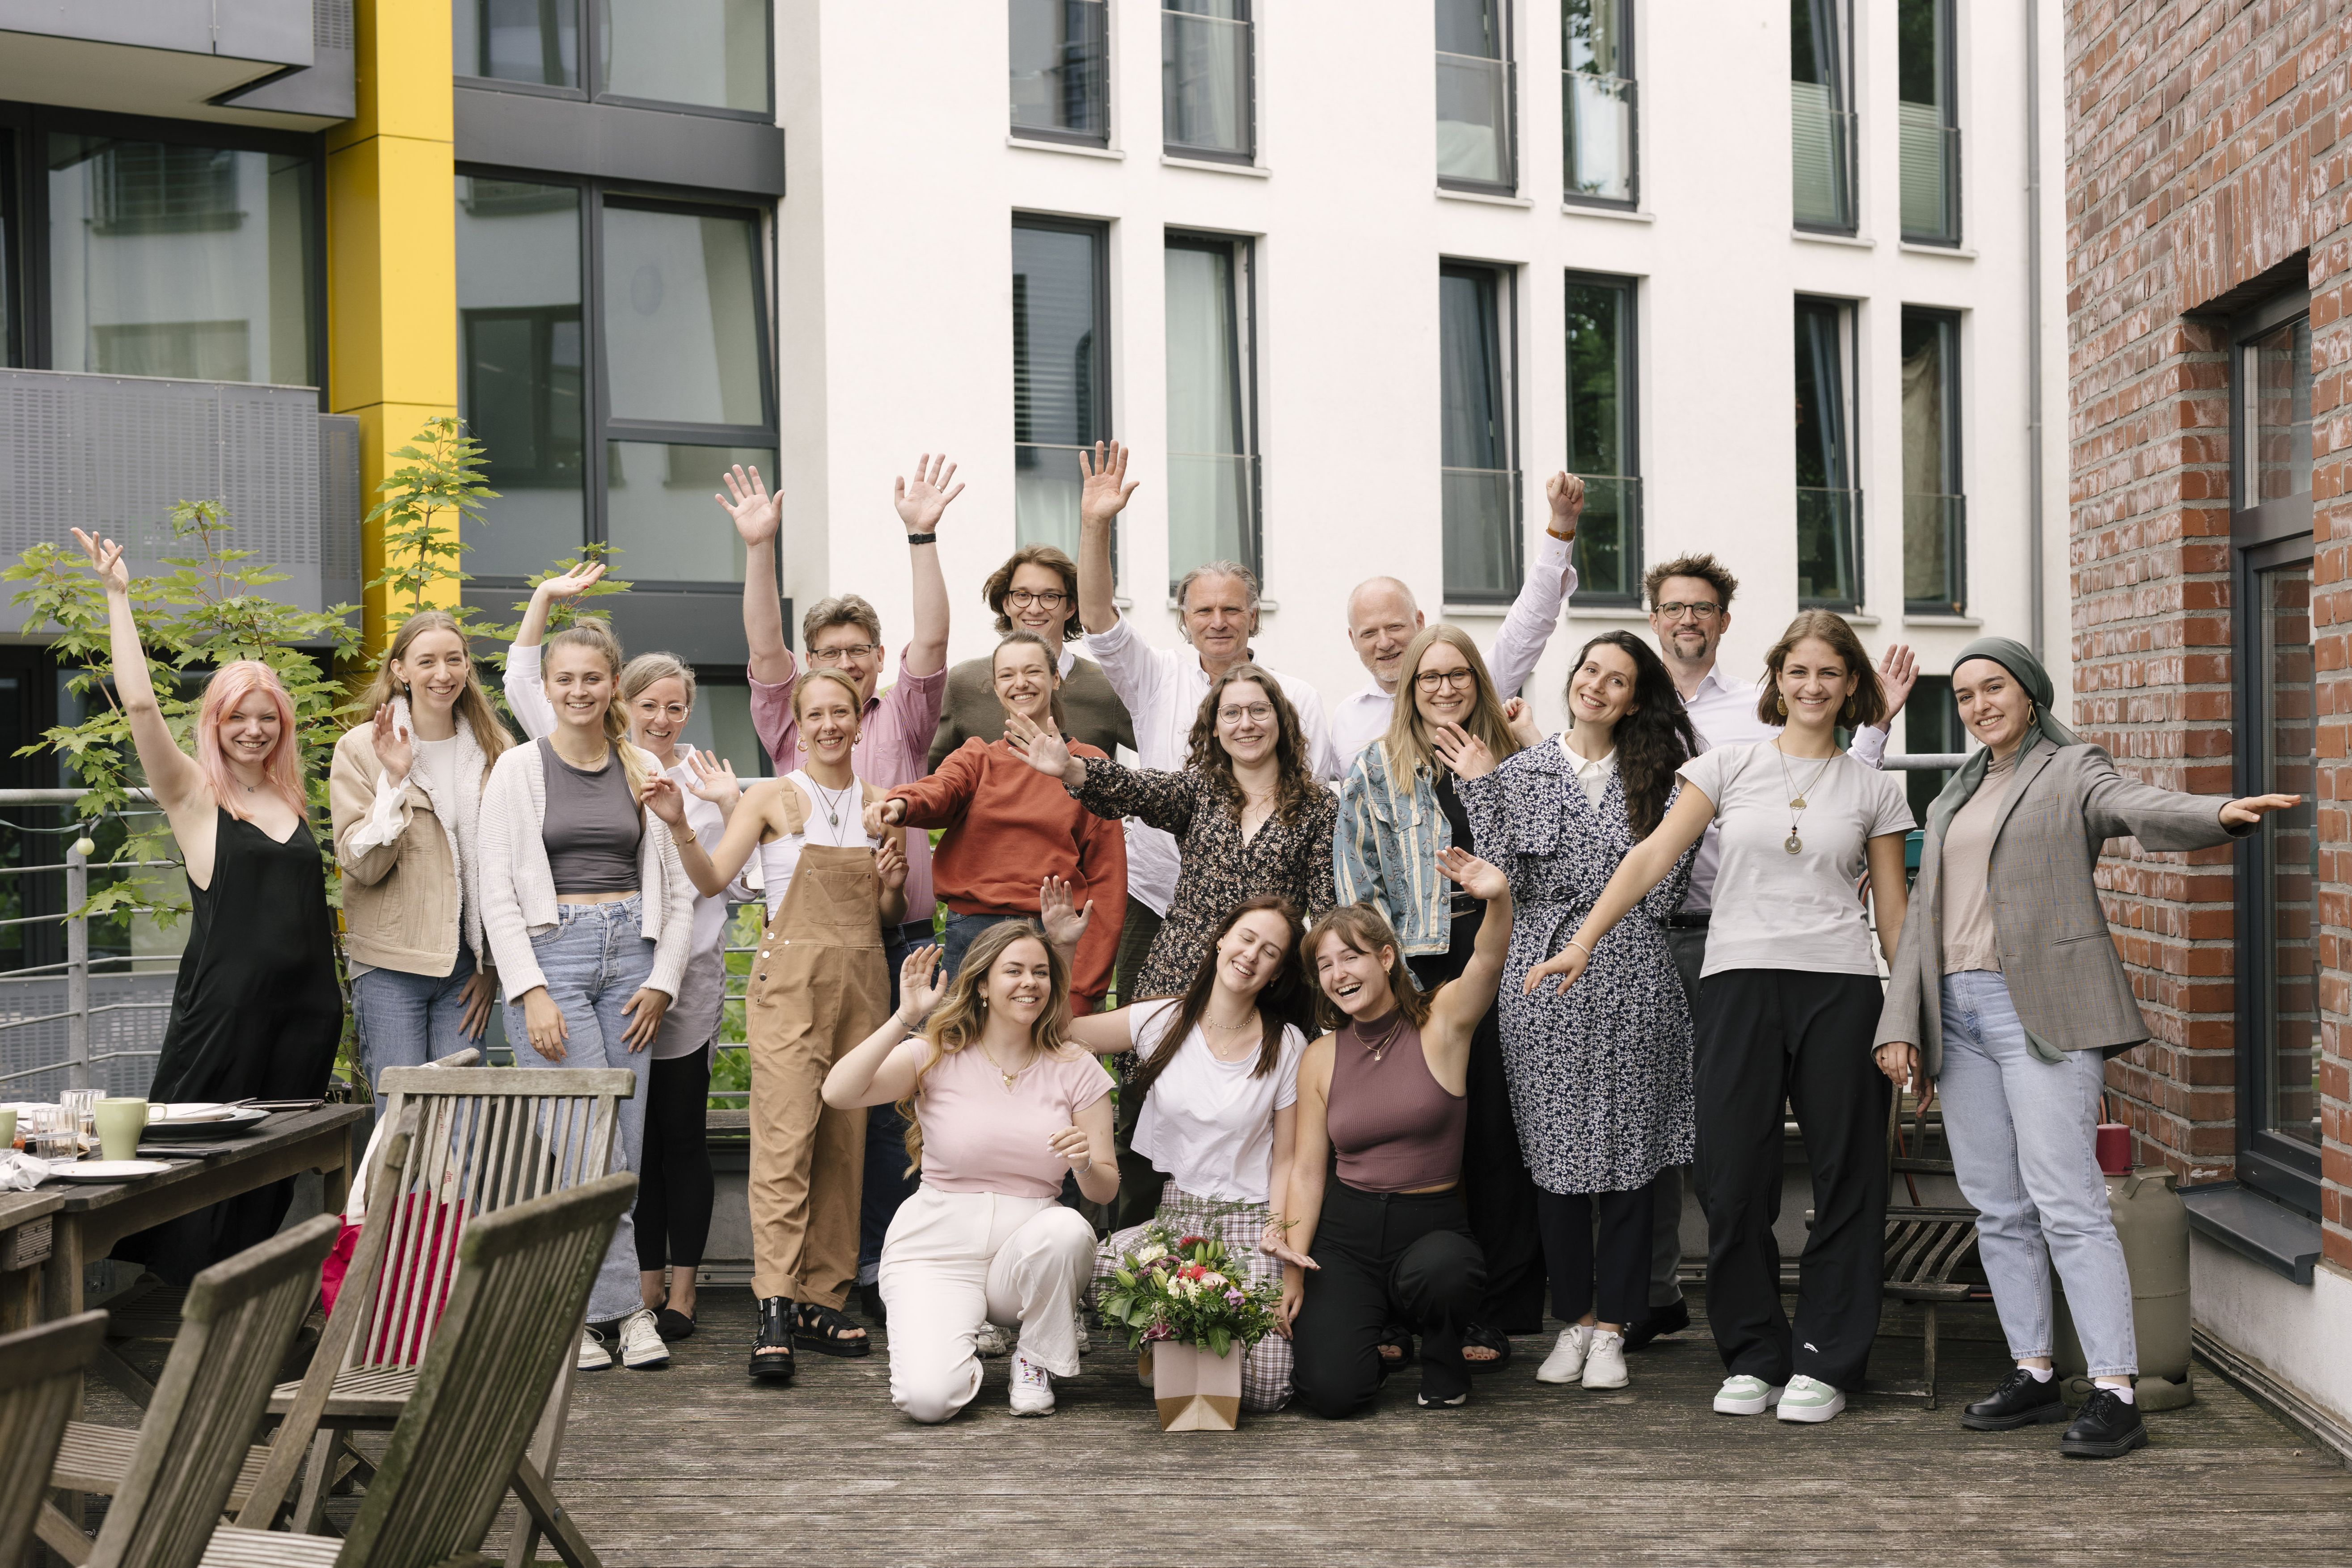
325, 139, 384, 411
354, 401, 468, 635
330, 0, 454, 152
375, 138, 458, 406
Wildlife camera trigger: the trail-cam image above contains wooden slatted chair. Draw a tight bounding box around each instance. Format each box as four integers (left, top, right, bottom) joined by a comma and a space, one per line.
1877, 1097, 1986, 1409
35, 1215, 341, 1568
265, 1062, 634, 1568
195, 1172, 638, 1568
0, 1310, 108, 1565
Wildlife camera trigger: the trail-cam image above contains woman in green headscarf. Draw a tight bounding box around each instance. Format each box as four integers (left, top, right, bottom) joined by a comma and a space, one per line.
1873, 637, 2299, 1461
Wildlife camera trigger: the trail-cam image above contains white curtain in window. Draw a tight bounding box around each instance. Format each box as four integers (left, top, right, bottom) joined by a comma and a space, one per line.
1165, 245, 1250, 578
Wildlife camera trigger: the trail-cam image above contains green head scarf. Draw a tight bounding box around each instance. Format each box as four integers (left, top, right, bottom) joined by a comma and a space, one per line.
1925, 636, 2078, 840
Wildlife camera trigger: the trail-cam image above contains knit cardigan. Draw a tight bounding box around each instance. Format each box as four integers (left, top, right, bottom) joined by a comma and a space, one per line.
477, 739, 695, 1002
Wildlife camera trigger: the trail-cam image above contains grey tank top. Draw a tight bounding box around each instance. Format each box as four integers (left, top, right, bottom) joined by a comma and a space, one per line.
537, 737, 642, 894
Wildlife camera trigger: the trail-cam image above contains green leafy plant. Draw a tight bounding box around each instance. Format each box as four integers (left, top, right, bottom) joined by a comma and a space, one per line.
366, 415, 498, 620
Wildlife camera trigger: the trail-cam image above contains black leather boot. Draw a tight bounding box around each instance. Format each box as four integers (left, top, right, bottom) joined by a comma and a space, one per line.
2060, 1386, 2148, 1458
749, 1296, 796, 1382
1959, 1367, 2067, 1430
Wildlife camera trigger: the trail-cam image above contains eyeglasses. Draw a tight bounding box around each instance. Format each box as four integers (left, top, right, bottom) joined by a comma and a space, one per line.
1005, 589, 1070, 610
808, 643, 880, 665
1413, 668, 1477, 691
1654, 601, 1722, 622
1217, 703, 1275, 725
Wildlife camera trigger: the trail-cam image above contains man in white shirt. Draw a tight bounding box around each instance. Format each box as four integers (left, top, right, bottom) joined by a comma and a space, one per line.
1626, 551, 1917, 1350
1328, 473, 1587, 765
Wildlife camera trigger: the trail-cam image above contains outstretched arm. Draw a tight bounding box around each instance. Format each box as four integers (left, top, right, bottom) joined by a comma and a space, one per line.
70, 531, 205, 817
1524, 784, 1715, 994
1424, 849, 1512, 1084
1075, 440, 1138, 636
893, 453, 962, 679
513, 561, 607, 651
718, 464, 791, 685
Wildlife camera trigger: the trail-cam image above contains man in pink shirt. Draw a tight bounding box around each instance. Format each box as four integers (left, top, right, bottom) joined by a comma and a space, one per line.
719, 453, 962, 1317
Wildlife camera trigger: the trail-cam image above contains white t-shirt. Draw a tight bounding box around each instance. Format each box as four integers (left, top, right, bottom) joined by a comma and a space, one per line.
759, 771, 879, 918
1676, 741, 1914, 978
1127, 998, 1304, 1204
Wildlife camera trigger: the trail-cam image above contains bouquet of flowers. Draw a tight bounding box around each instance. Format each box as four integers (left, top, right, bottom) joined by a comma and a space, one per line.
1097, 1226, 1282, 1360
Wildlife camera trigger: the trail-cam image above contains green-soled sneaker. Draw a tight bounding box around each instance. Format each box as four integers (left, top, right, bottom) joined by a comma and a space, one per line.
1713, 1374, 1783, 1416
1776, 1374, 1847, 1423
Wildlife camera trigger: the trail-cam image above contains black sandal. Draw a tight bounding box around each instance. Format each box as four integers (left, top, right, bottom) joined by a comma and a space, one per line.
749, 1296, 796, 1382
794, 1299, 872, 1358
1461, 1321, 1512, 1374
1376, 1324, 1414, 1368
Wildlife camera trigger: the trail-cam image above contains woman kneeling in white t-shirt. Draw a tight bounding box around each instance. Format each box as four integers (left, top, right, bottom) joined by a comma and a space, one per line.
823, 921, 1119, 1422
1058, 891, 1312, 1412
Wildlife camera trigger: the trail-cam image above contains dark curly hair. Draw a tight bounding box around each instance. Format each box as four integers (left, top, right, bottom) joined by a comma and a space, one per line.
1568, 631, 1698, 838
1184, 664, 1323, 828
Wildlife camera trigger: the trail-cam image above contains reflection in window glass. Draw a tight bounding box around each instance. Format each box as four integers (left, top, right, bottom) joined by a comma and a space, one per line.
47, 135, 316, 385
2255, 563, 2319, 1151
693, 679, 773, 777
599, 0, 770, 111
457, 176, 585, 578
1897, 0, 1958, 241
1563, 0, 1634, 203
1440, 263, 1516, 601
2244, 319, 2314, 509
1792, 0, 1854, 231
1165, 240, 1255, 588
605, 442, 765, 583
601, 205, 766, 427
1165, 0, 1252, 159
1795, 296, 1858, 607
1436, 0, 1512, 188
1011, 0, 1110, 142
455, 0, 579, 86
1902, 309, 1964, 613
1012, 223, 1104, 552
1565, 276, 1638, 601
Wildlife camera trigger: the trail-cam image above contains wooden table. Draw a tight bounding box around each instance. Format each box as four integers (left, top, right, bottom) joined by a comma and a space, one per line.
0, 1188, 63, 1331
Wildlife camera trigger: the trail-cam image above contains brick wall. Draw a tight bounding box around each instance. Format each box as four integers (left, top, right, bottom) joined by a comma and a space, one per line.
2064, 0, 2351, 1267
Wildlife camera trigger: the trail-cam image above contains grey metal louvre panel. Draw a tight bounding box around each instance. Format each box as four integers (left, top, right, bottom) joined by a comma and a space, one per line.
316, 0, 355, 50
319, 412, 363, 606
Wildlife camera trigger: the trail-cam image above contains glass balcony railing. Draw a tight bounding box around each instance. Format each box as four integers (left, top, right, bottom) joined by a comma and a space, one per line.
1562, 72, 1635, 203
1442, 466, 1522, 602
1902, 492, 1967, 614
1899, 103, 1960, 243
1011, 0, 1109, 143
1791, 81, 1855, 231
1166, 451, 1260, 593
1164, 9, 1251, 159
1796, 485, 1862, 608
1569, 475, 1643, 603
1014, 442, 1090, 553
1437, 51, 1513, 189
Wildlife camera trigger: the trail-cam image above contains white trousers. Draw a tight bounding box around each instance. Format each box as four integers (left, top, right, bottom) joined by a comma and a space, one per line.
877, 1185, 1094, 1424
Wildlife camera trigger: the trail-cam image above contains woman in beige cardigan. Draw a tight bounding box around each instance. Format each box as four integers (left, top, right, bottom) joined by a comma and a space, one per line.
1873, 637, 2297, 1460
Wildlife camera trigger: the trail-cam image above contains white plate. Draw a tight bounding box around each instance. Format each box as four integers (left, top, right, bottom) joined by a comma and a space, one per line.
45, 1159, 174, 1182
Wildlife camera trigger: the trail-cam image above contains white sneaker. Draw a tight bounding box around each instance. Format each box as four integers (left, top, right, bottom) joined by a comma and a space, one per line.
576, 1325, 613, 1372
1536, 1324, 1595, 1385
617, 1306, 670, 1369
1776, 1374, 1846, 1423
1580, 1330, 1629, 1390
975, 1321, 1010, 1358
1010, 1353, 1056, 1416
1713, 1374, 1783, 1415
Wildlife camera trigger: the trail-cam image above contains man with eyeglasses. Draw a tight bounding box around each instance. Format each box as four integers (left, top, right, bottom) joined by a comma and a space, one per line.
1327, 472, 1587, 765
927, 543, 1136, 768
1622, 551, 1917, 1353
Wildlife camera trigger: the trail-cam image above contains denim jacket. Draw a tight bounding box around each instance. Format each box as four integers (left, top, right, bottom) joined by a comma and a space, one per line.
1333, 745, 1454, 959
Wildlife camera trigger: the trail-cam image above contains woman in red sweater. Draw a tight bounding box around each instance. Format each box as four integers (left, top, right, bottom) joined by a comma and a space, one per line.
868, 631, 1127, 1011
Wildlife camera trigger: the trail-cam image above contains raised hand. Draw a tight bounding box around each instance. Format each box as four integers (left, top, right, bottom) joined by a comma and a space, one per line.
716, 463, 782, 548
896, 943, 946, 1028
1545, 472, 1586, 536
1429, 720, 1498, 780
684, 749, 742, 809
1003, 709, 1079, 783
1039, 875, 1093, 950
1078, 440, 1140, 528
70, 528, 130, 595
1501, 697, 1543, 751
892, 453, 966, 534
1522, 940, 1590, 997
2221, 792, 2305, 827
371, 703, 414, 784
874, 835, 909, 893
640, 775, 688, 828
536, 560, 607, 602
1436, 846, 1507, 903
1875, 643, 1919, 723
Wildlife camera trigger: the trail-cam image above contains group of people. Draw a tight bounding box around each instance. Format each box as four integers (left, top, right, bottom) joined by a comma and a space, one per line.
65, 433, 2298, 1460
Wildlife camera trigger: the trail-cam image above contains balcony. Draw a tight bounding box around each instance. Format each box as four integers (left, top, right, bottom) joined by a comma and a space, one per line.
1903, 492, 1967, 614
1570, 475, 1643, 604
1796, 485, 1861, 609
1165, 450, 1259, 593
1442, 465, 1522, 602
0, 369, 361, 638
1900, 106, 1961, 244
0, 0, 355, 124
1437, 51, 1514, 190
1792, 82, 1855, 232
1562, 71, 1636, 204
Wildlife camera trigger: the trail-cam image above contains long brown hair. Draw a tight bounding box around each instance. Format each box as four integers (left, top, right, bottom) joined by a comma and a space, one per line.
545, 617, 651, 801
1380, 624, 1522, 791
1125, 896, 1311, 1103
896, 921, 1075, 1175
1301, 902, 1433, 1034
1755, 609, 1888, 730
360, 610, 513, 783
1184, 664, 1321, 827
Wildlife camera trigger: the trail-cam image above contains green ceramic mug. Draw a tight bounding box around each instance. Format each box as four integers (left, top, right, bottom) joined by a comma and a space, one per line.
0, 1107, 15, 1150
94, 1098, 149, 1162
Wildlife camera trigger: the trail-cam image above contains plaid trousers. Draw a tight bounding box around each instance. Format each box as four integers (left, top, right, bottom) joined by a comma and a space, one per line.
1089, 1183, 1293, 1413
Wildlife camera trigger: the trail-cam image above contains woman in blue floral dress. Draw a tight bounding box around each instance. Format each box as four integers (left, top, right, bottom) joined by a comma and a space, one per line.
1452, 631, 1699, 1393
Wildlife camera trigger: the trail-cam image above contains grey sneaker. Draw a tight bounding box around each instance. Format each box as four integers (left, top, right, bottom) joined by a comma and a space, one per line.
975, 1320, 1010, 1358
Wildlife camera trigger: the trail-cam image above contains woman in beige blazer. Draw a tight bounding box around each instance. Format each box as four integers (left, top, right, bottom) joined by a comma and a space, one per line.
1874, 637, 2296, 1460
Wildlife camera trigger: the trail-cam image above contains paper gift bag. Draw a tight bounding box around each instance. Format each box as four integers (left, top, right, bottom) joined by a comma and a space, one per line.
1152, 1340, 1242, 1431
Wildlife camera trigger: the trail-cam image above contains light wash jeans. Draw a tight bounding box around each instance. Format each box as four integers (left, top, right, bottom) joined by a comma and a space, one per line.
1938, 971, 2137, 1377
351, 946, 480, 1133
506, 896, 656, 1324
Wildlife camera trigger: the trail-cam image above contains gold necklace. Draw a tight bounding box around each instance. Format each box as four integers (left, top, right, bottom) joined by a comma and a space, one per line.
1773, 741, 1837, 855
1348, 1012, 1407, 1063
978, 1042, 1031, 1090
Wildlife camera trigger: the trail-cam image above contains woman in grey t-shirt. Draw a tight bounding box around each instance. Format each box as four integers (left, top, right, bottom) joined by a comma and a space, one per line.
1526, 610, 1913, 1428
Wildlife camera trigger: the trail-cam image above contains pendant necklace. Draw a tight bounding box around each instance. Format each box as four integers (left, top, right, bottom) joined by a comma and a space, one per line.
979, 1044, 1029, 1090
1774, 742, 1837, 855
806, 775, 858, 840
1350, 1012, 1407, 1063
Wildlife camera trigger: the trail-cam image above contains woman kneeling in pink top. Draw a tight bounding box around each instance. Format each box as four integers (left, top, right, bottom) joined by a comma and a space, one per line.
823, 921, 1120, 1420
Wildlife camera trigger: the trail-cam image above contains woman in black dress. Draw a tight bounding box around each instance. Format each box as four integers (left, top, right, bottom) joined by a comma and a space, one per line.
75, 530, 343, 1279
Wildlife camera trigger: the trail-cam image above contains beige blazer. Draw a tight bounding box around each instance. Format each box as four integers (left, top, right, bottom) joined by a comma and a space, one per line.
1875, 739, 2250, 1075
329, 708, 493, 977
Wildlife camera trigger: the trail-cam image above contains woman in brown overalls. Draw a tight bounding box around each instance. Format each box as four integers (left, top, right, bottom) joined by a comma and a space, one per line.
658, 668, 908, 1382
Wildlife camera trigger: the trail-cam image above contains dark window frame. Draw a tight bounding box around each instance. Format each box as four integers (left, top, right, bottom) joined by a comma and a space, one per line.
1900, 304, 1966, 616
457, 161, 780, 592
2227, 283, 2319, 1217
1163, 228, 1261, 588
1560, 0, 1637, 211
1562, 267, 1640, 603
454, 0, 778, 123
0, 101, 328, 399
1439, 257, 1522, 604
1791, 0, 1857, 236
1009, 0, 1115, 149
1794, 292, 1862, 610
1896, 0, 1961, 246
1437, 0, 1519, 196
1011, 212, 1114, 562
1161, 0, 1255, 164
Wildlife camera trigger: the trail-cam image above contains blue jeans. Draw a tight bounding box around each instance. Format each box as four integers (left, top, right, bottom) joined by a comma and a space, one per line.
1938, 971, 2138, 1377
351, 947, 481, 1133
938, 910, 1024, 987
859, 921, 933, 1285
507, 897, 657, 1324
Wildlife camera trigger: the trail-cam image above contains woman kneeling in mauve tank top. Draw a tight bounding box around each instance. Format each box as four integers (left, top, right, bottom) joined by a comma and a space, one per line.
1268, 848, 1513, 1415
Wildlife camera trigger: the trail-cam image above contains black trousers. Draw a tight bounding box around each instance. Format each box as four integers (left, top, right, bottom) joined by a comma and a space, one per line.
635, 1043, 715, 1272
1694, 968, 1890, 1391
1111, 898, 1170, 1228
1292, 1181, 1486, 1417
858, 921, 934, 1280
1412, 913, 1544, 1333
1534, 1186, 1652, 1327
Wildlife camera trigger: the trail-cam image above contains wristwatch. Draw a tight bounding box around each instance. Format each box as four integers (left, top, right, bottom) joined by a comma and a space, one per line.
905, 531, 938, 546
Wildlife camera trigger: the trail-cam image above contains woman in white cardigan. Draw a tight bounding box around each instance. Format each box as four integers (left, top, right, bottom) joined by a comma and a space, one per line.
478, 613, 695, 1373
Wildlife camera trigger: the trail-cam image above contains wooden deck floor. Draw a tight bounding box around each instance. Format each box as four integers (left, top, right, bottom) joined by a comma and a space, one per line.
508, 1288, 2352, 1567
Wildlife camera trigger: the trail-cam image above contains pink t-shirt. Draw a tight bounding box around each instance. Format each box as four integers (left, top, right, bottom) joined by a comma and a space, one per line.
898, 1038, 1113, 1199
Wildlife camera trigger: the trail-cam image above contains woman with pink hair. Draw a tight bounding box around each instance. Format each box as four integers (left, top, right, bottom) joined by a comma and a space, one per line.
74, 530, 342, 1278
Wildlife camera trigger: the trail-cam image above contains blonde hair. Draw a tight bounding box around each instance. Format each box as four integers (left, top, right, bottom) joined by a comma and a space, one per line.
621, 651, 696, 709
545, 617, 651, 800
1379, 625, 1523, 791
895, 921, 1073, 1176
361, 610, 513, 784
